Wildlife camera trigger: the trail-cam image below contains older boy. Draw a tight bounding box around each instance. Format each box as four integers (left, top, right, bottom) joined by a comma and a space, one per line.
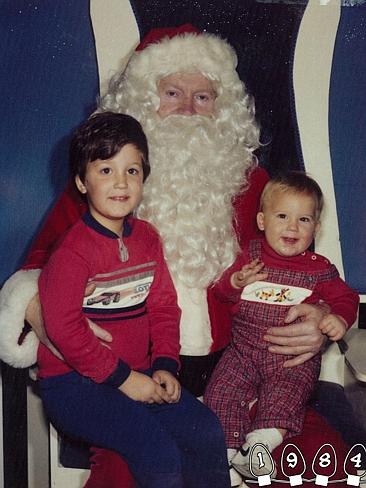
38, 112, 230, 488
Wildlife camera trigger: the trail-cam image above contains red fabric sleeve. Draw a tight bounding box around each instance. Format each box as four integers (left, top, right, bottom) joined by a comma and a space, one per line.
233, 166, 269, 248
39, 246, 121, 383
211, 252, 248, 303
316, 274, 359, 327
24, 181, 87, 269
146, 230, 181, 367
208, 166, 269, 352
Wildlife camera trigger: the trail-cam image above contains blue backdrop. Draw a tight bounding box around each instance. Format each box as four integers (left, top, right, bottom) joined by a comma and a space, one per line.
329, 7, 366, 294
0, 0, 99, 282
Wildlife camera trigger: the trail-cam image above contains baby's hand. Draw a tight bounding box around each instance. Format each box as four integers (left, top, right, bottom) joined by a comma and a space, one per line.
230, 259, 268, 289
319, 313, 347, 341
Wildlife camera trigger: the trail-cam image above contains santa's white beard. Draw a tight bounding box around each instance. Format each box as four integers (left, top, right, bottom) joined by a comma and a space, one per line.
138, 114, 251, 288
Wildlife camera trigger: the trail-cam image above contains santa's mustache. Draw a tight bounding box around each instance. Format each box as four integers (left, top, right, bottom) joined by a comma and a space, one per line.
144, 113, 234, 174
146, 112, 216, 142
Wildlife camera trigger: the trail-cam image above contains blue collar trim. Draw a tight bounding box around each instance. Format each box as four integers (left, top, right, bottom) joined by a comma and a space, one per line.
82, 211, 132, 238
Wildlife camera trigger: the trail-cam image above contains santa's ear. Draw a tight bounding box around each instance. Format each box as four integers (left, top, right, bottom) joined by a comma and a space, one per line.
75, 175, 87, 194
257, 212, 265, 231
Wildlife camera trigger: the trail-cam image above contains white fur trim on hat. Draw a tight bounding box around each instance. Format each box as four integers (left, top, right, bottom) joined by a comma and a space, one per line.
0, 269, 40, 368
125, 32, 240, 88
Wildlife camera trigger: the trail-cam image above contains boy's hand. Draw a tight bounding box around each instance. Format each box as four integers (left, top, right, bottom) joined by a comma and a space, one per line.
118, 370, 171, 404
230, 259, 268, 289
152, 370, 181, 403
319, 313, 347, 342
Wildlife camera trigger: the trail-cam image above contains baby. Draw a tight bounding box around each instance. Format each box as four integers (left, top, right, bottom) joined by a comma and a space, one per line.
204, 171, 359, 485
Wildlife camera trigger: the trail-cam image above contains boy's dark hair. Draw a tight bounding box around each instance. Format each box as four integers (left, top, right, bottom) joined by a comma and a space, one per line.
260, 171, 324, 218
69, 112, 150, 182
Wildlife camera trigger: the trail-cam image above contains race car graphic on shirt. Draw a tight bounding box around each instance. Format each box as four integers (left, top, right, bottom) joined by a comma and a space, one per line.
83, 264, 155, 318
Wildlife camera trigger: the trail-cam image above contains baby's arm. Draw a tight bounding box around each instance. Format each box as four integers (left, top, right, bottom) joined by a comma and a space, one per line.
319, 314, 347, 341
305, 264, 359, 345
231, 258, 268, 289
316, 265, 359, 342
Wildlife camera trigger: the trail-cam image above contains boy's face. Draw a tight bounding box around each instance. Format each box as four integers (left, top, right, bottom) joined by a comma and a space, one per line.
75, 144, 144, 234
256, 190, 320, 257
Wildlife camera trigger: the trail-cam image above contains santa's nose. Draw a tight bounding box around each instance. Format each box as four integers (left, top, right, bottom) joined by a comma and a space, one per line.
178, 97, 195, 115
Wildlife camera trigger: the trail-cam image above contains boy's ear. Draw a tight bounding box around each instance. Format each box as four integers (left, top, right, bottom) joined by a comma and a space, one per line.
257, 212, 265, 231
314, 220, 321, 236
75, 175, 87, 194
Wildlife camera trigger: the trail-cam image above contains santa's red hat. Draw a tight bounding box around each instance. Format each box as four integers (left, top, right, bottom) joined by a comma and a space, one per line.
136, 24, 201, 51
124, 23, 239, 89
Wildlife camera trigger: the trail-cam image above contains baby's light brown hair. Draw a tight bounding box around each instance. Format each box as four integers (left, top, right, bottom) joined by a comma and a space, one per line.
260, 171, 324, 220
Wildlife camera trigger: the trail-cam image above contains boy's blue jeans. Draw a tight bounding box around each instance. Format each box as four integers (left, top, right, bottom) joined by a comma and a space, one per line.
40, 371, 230, 488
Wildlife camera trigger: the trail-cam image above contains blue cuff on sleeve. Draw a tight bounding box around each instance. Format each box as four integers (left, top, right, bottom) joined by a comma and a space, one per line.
102, 359, 131, 388
152, 357, 179, 376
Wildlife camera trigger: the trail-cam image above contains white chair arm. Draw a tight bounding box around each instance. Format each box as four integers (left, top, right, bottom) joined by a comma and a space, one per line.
344, 328, 366, 383
319, 342, 346, 386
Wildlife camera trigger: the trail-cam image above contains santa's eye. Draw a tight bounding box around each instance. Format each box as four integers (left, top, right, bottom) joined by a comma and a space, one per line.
195, 92, 215, 103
